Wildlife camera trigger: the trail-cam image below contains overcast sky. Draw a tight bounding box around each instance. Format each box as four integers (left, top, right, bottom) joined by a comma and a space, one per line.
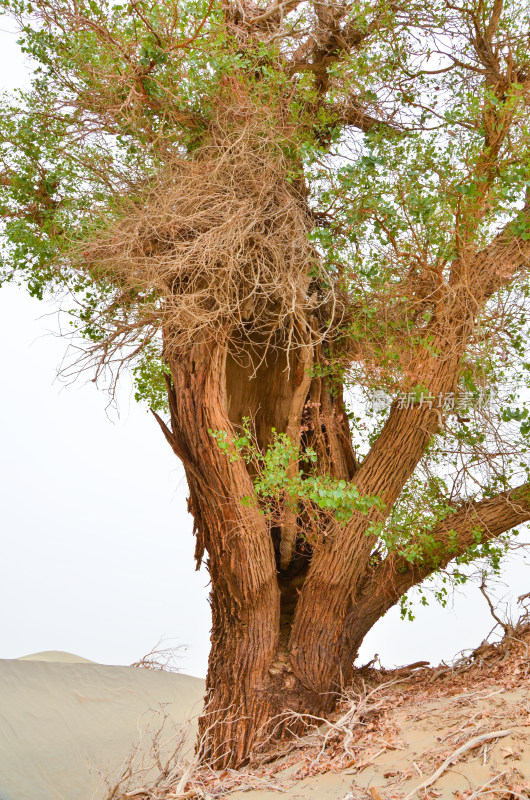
1, 15, 528, 678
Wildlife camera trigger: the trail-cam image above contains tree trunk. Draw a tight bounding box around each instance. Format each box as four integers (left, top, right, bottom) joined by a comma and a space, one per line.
155, 339, 281, 766
153, 332, 360, 765
288, 303, 468, 697
153, 322, 530, 767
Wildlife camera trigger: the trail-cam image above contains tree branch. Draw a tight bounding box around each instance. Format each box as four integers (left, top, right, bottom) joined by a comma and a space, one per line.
450, 208, 530, 298
351, 482, 530, 637
248, 0, 304, 26
322, 100, 397, 133
288, 2, 384, 94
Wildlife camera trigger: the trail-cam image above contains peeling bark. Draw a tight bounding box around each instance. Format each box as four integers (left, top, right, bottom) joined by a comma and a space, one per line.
152, 266, 530, 766
160, 338, 281, 766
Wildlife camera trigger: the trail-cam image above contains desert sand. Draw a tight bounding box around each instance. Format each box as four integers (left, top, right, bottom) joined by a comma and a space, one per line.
1, 640, 530, 800
0, 651, 204, 800
226, 684, 530, 800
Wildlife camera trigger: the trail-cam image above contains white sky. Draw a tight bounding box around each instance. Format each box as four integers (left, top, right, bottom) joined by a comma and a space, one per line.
0, 16, 528, 677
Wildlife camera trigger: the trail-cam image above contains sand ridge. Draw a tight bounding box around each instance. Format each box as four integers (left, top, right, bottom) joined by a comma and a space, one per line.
2, 631, 530, 800
0, 655, 205, 800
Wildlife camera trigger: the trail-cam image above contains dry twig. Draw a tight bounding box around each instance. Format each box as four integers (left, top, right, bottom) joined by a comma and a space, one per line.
403, 729, 513, 799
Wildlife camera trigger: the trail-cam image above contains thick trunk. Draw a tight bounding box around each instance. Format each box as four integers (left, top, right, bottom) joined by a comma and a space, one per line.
157, 339, 281, 766
288, 314, 465, 696
153, 320, 530, 767
155, 334, 361, 765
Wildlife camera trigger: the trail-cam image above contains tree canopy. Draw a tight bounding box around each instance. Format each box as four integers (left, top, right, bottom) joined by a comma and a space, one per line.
2, 0, 530, 574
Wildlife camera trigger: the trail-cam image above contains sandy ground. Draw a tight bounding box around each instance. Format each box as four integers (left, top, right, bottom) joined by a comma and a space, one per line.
173, 629, 530, 800
17, 650, 96, 663
221, 632, 530, 800
0, 651, 204, 800
226, 685, 530, 800
2, 635, 530, 800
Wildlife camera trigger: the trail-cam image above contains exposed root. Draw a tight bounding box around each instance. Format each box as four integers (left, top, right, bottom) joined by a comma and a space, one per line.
108, 621, 530, 800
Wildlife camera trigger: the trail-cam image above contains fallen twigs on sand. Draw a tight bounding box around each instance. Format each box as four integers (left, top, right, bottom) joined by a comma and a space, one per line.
108, 622, 530, 799
403, 730, 513, 799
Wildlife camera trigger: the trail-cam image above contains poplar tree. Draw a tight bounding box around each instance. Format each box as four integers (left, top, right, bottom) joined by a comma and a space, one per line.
1, 0, 530, 767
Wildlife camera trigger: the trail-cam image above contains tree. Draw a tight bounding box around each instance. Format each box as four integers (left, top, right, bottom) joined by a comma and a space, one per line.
1, 0, 530, 769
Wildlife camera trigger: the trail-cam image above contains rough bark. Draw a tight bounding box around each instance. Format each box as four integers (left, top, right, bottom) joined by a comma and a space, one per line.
150, 333, 339, 764
289, 344, 461, 697
154, 338, 281, 766
337, 482, 530, 668
153, 321, 530, 766
150, 222, 530, 765
150, 332, 362, 762
287, 231, 530, 700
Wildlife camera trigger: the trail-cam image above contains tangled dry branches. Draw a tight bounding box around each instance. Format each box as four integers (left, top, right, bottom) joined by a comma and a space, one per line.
75, 116, 333, 371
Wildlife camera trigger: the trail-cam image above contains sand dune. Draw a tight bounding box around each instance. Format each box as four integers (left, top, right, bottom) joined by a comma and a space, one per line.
3, 640, 530, 800
16, 650, 96, 664
0, 655, 204, 800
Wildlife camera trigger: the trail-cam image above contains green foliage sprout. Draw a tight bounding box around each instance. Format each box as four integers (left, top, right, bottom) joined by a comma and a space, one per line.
209, 418, 383, 524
